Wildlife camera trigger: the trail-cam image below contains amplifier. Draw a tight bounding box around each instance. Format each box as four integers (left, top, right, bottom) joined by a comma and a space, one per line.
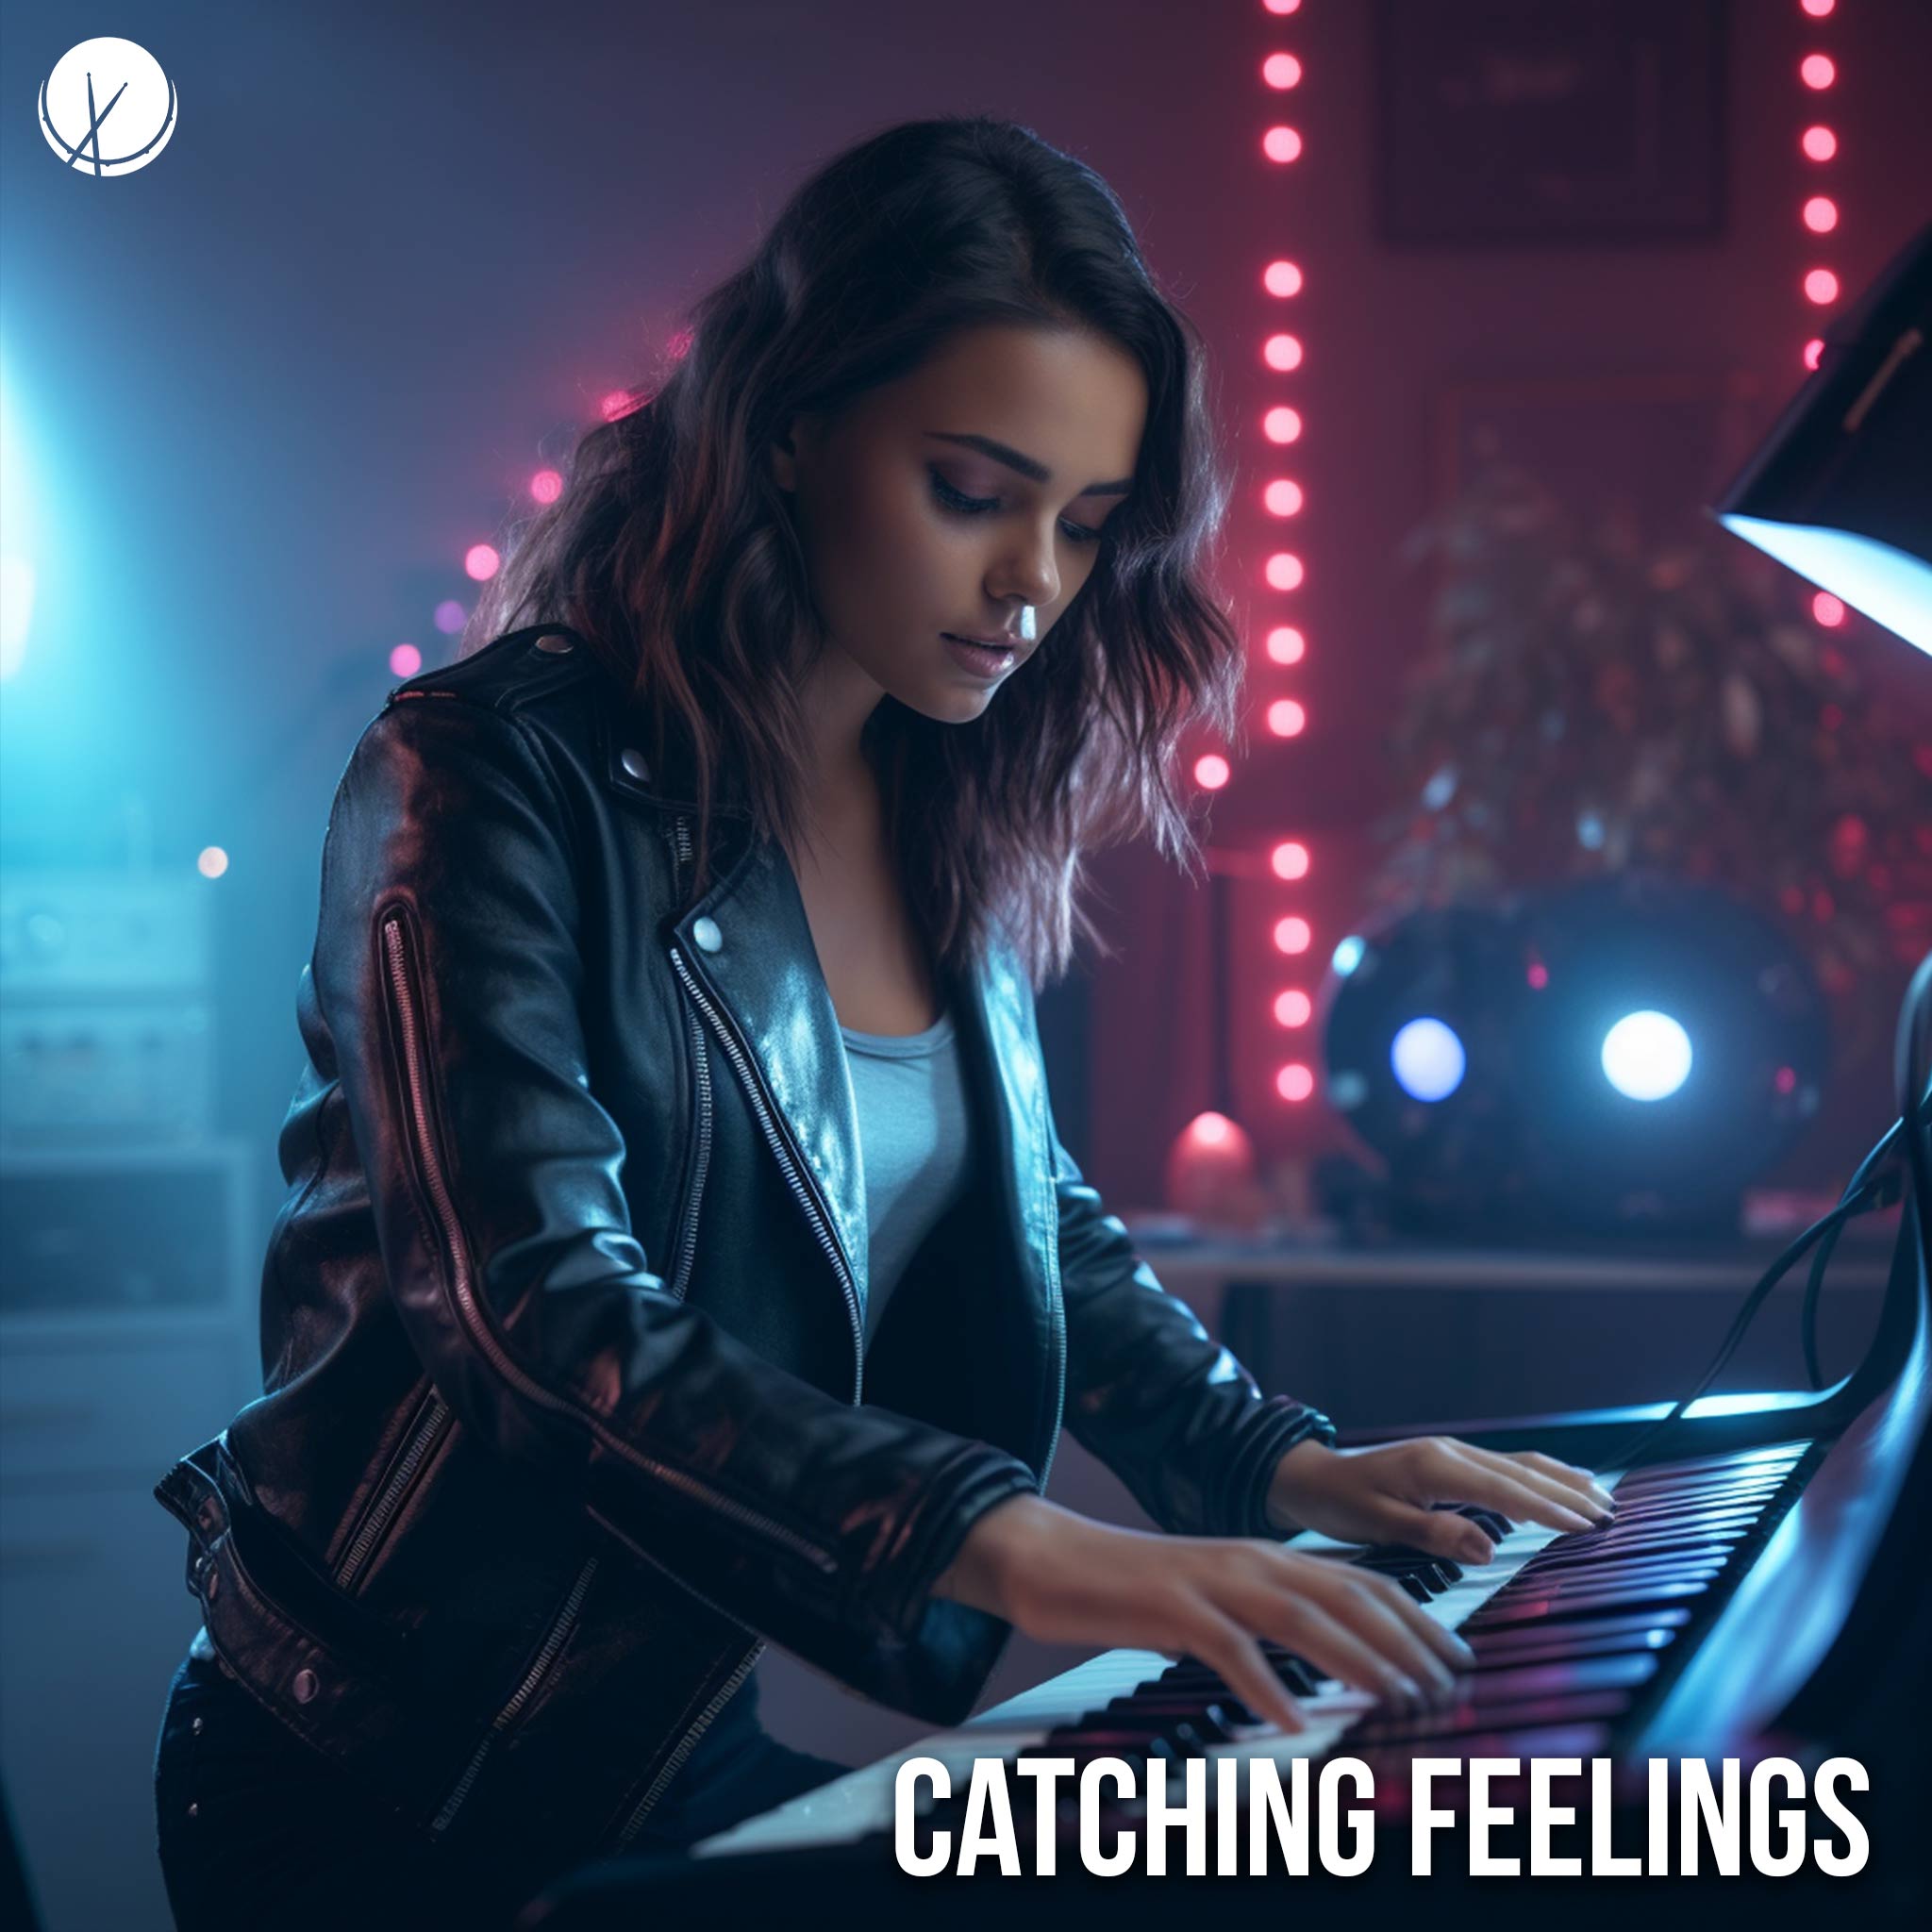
0, 869, 217, 1145
0, 1141, 250, 1319
0, 872, 210, 994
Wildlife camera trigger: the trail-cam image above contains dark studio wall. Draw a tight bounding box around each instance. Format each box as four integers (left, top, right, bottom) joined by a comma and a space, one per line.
1075, 0, 1932, 1208
4, 0, 1932, 1867
4, 1, 1928, 1233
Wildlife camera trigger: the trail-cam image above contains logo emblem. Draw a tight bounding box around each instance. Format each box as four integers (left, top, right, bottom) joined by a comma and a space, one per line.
39, 38, 176, 177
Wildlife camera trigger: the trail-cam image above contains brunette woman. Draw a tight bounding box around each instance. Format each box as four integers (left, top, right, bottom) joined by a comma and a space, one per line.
151, 113, 1612, 1931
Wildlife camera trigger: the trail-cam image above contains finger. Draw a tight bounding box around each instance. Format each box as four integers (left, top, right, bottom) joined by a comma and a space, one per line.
1188, 1609, 1307, 1734
1422, 1443, 1599, 1535
1509, 1450, 1618, 1516
1299, 1558, 1474, 1685
1446, 1444, 1609, 1532
1259, 1591, 1433, 1713
1374, 1498, 1499, 1568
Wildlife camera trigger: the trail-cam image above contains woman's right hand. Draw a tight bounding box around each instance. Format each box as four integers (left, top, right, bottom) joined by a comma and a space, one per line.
931, 1493, 1475, 1733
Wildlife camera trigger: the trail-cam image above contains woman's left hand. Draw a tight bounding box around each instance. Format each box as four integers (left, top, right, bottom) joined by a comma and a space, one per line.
1264, 1436, 1618, 1564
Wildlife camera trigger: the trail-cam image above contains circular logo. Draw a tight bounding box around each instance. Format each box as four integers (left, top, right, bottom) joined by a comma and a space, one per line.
39, 38, 176, 177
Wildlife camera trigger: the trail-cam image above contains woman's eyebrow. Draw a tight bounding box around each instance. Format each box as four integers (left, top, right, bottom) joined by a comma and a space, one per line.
923, 430, 1134, 496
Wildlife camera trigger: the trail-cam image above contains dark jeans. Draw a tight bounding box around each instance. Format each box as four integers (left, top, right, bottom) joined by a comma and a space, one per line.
152, 1644, 850, 1931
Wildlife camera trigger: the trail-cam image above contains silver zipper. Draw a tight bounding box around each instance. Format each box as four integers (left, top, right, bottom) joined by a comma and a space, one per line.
610, 1638, 766, 1849
429, 1553, 601, 1835
664, 817, 711, 1305
663, 937, 864, 1406
377, 909, 840, 1577
334, 1388, 452, 1591
1038, 1155, 1067, 1491
666, 999, 712, 1303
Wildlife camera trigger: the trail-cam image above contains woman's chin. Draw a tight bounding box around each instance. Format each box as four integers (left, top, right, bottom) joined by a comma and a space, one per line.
900, 681, 996, 724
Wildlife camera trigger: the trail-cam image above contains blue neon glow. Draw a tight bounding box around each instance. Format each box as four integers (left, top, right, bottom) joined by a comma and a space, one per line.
1601, 1010, 1693, 1102
1331, 935, 1365, 977
0, 349, 35, 680
1720, 514, 1931, 657
1391, 1017, 1466, 1102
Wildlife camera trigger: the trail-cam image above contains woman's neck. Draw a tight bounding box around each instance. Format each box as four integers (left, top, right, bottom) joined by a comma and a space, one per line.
793, 643, 889, 849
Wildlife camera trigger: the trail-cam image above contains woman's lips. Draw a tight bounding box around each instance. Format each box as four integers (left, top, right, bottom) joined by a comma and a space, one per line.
941, 632, 1018, 678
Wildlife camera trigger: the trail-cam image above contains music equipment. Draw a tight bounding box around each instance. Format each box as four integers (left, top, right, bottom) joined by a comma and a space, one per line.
522, 1174, 1928, 1926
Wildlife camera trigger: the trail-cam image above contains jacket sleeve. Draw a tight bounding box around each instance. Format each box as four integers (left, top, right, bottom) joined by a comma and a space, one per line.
1051, 1123, 1337, 1540
310, 691, 1039, 1716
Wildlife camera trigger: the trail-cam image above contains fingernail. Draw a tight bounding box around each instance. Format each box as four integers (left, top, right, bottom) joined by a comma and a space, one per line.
1392, 1675, 1422, 1705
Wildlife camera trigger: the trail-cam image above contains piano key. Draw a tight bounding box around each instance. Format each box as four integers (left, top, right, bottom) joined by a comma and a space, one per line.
1464, 1624, 1683, 1668
1447, 1653, 1660, 1702
1354, 1721, 1615, 1776
691, 1447, 1822, 1859
1464, 1578, 1714, 1629
1344, 1689, 1637, 1747
1468, 1607, 1691, 1653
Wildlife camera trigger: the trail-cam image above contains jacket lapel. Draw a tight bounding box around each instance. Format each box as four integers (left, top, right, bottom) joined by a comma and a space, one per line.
665, 836, 872, 1329
953, 935, 1057, 1328
598, 702, 1057, 1434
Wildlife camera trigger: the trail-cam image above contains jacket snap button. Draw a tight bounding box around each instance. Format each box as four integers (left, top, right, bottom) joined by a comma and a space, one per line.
620, 747, 651, 780
187, 1802, 199, 1820
692, 917, 723, 954
192, 1716, 204, 1737
291, 1668, 320, 1705
534, 632, 575, 654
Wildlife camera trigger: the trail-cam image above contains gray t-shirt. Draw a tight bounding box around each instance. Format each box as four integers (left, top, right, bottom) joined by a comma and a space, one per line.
838, 1007, 973, 1349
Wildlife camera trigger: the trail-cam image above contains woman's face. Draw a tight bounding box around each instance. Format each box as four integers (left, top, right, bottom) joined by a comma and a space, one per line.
772, 323, 1148, 724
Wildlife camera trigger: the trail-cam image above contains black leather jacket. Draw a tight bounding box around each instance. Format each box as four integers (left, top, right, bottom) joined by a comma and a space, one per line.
154, 621, 1335, 1882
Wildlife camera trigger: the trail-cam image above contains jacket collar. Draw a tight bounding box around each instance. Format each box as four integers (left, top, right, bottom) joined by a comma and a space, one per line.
641, 811, 1055, 1372
667, 832, 874, 1320
588, 662, 1057, 1385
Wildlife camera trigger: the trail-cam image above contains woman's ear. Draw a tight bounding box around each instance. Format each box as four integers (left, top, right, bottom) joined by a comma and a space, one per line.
770, 410, 824, 494
770, 415, 808, 494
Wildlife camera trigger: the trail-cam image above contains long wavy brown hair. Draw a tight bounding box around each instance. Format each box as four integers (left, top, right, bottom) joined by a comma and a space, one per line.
463, 113, 1244, 990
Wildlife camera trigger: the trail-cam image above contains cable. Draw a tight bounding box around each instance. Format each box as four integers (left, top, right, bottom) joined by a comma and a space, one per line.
1898, 950, 1932, 1285
1802, 1111, 1911, 1387
1605, 954, 1932, 1473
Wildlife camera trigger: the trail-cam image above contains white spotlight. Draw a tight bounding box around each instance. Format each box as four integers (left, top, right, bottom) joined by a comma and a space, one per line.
1391, 1016, 1467, 1103
1602, 1010, 1693, 1102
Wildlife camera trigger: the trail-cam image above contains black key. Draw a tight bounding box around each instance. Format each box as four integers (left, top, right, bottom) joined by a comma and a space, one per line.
1452, 1653, 1659, 1703
1465, 1579, 1712, 1629
1468, 1606, 1690, 1653
1348, 1689, 1634, 1746
1463, 1625, 1680, 1670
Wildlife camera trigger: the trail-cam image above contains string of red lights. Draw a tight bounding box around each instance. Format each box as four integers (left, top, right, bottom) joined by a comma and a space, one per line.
1798, 0, 1852, 641
1257, 0, 1316, 1108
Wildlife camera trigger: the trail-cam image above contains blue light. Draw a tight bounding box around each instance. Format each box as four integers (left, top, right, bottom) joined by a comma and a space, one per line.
1601, 1010, 1693, 1102
1720, 512, 1931, 658
1391, 1017, 1466, 1102
1332, 935, 1365, 977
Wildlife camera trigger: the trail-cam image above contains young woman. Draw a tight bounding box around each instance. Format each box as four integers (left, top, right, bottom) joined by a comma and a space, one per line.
151, 114, 1612, 1928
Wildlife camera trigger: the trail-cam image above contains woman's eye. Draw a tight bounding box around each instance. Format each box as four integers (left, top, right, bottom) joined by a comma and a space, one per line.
927, 467, 1104, 546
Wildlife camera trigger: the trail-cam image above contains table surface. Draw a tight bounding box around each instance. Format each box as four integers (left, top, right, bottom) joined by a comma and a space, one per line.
1115, 1211, 1900, 1292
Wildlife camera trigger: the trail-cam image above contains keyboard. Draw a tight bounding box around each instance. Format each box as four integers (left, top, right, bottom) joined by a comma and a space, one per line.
518, 1202, 1924, 1926
691, 1438, 1816, 1858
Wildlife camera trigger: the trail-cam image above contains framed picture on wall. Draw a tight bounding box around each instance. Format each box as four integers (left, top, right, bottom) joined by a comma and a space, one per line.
1432, 370, 1767, 548
1377, 0, 1727, 245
